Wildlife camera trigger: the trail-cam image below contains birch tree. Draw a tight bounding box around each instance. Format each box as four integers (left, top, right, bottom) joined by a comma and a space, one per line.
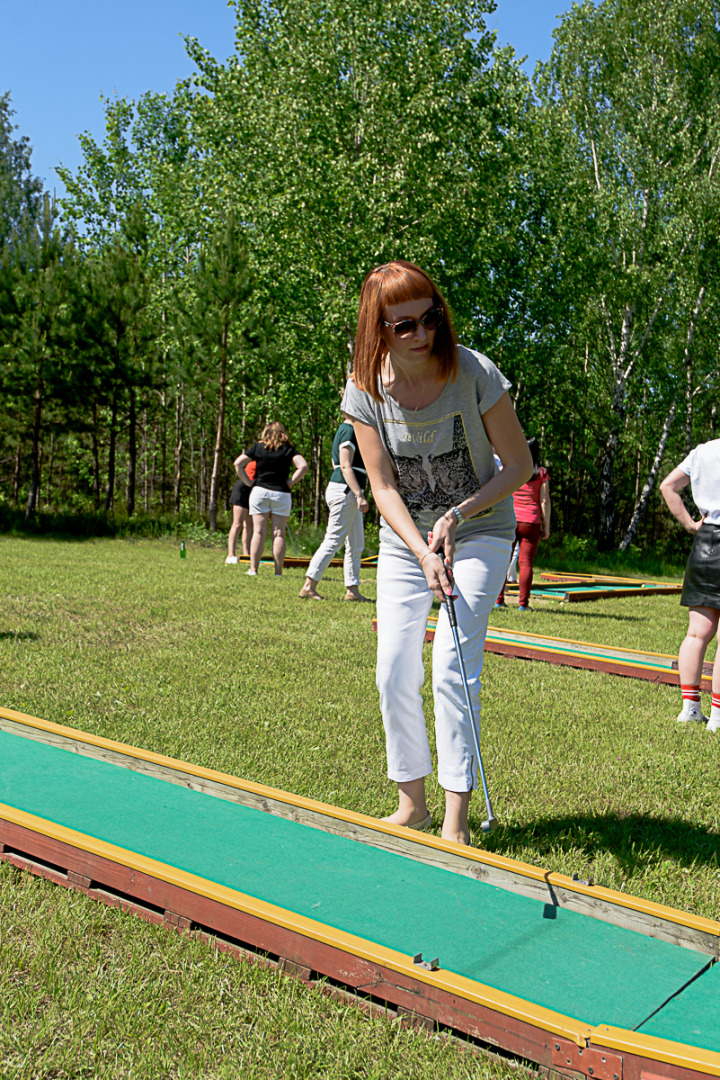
541, 0, 720, 549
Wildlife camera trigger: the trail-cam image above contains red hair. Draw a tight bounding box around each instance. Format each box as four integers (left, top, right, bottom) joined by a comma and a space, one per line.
353, 260, 457, 402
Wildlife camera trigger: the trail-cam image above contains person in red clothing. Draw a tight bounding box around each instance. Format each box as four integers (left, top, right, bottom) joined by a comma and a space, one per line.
496, 437, 551, 611
226, 458, 257, 563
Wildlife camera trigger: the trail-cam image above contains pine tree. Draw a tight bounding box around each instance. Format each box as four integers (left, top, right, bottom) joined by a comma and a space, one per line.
0, 92, 43, 252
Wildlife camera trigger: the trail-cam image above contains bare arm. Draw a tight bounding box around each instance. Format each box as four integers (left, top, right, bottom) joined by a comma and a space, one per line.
660, 466, 702, 533
353, 420, 452, 602
234, 452, 251, 486
427, 392, 533, 565
353, 394, 531, 602
288, 453, 308, 489
339, 444, 369, 512
540, 478, 551, 540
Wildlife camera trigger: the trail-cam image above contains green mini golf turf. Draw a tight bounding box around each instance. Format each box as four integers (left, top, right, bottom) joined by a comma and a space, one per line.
485, 629, 675, 671
422, 621, 678, 674
0, 730, 712, 1040
637, 960, 720, 1052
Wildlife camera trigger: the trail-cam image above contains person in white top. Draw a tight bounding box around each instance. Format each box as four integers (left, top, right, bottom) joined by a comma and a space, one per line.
660, 438, 720, 731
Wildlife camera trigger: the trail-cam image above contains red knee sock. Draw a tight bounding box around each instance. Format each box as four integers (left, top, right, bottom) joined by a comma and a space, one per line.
681, 684, 701, 706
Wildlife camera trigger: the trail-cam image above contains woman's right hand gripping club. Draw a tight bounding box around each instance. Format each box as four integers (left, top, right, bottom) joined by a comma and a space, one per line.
422, 517, 456, 603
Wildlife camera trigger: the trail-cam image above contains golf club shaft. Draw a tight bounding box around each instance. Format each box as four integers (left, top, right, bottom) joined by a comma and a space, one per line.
445, 586, 495, 824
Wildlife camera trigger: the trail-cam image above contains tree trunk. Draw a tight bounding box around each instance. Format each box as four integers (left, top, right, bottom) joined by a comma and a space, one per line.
127, 386, 137, 516
240, 369, 248, 449
618, 398, 678, 551
104, 392, 118, 513
25, 372, 43, 519
174, 390, 185, 516
598, 417, 621, 551
597, 305, 634, 551
199, 396, 208, 516
312, 432, 323, 527
160, 383, 167, 513
208, 328, 228, 531
684, 286, 705, 457
12, 440, 21, 507
45, 431, 55, 507
149, 423, 158, 511
142, 409, 149, 512
188, 423, 197, 514
91, 400, 101, 510
618, 287, 705, 550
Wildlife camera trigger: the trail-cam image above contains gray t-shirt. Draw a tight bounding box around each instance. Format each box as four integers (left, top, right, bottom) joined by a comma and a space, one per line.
341, 345, 516, 549
679, 438, 720, 524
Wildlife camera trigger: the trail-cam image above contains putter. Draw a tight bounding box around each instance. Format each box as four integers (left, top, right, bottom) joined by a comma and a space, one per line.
444, 564, 498, 833
286, 524, 300, 559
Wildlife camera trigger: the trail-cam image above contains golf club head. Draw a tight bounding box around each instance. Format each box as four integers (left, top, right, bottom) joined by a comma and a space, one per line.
481, 815, 498, 834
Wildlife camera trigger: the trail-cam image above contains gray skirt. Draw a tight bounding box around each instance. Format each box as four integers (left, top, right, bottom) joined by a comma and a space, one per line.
681, 522, 720, 609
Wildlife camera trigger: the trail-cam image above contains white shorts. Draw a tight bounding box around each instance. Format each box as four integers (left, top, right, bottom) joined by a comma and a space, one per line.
249, 486, 292, 517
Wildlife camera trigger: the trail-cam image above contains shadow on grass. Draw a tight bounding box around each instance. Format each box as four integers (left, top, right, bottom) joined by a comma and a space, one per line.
485, 812, 720, 873
0, 630, 39, 641
0, 508, 180, 542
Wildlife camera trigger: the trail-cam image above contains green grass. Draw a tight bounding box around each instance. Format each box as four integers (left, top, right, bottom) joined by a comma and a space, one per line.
1, 535, 719, 1078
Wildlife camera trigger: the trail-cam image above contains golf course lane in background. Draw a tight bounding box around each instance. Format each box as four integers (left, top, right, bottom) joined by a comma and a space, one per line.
0, 729, 710, 1038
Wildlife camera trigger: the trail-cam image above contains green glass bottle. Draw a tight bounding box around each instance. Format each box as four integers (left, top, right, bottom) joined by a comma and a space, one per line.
180, 541, 186, 559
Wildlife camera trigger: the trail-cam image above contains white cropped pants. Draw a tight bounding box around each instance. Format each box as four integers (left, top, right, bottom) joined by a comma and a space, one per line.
306, 481, 364, 588
375, 534, 511, 793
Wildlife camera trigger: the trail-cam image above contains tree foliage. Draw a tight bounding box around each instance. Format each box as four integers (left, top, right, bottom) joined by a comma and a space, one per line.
2, 0, 720, 551
0, 93, 43, 252
536, 0, 720, 547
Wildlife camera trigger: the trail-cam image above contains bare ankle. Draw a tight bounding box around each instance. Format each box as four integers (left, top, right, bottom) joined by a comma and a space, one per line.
441, 826, 470, 845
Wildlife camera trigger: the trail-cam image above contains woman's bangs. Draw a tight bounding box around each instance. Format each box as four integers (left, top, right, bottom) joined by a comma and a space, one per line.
376, 266, 436, 309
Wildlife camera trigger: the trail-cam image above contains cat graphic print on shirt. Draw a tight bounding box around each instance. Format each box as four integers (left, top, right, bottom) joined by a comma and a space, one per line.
342, 345, 517, 549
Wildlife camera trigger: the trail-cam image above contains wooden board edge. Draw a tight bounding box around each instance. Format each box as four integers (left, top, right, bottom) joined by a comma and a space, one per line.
233, 556, 378, 568
0, 705, 408, 835
2, 709, 718, 948
0, 707, 562, 882
406, 618, 682, 666
591, 1026, 720, 1078
0, 808, 593, 1049
3, 818, 719, 1080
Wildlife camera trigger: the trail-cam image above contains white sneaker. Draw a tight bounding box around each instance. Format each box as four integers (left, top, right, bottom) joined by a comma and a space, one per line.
677, 705, 709, 724
245, 569, 257, 576
225, 555, 238, 564
706, 716, 720, 733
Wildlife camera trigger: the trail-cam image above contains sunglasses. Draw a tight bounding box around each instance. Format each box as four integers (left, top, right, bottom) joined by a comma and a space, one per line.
382, 306, 444, 339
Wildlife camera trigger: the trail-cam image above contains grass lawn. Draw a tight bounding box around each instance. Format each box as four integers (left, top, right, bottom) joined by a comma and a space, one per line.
1, 535, 719, 1079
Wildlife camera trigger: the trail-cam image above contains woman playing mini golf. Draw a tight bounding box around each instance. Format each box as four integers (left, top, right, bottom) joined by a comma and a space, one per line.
342, 261, 532, 845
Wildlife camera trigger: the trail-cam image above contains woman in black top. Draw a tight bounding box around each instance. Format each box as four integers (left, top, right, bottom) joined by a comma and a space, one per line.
235, 422, 308, 576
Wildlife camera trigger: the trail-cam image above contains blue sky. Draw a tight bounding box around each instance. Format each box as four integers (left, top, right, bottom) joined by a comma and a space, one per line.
1, 0, 570, 195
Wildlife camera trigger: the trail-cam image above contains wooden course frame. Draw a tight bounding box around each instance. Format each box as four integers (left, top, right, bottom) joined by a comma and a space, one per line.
1, 705, 719, 1080
531, 572, 683, 602
237, 554, 378, 569
371, 620, 713, 693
